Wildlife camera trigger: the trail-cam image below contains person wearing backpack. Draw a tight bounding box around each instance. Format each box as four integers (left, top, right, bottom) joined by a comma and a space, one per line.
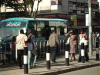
27, 30, 37, 69
48, 29, 60, 63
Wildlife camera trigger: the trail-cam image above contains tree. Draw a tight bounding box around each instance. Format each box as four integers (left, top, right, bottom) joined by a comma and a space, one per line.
0, 0, 5, 7
5, 0, 42, 17
0, 0, 6, 20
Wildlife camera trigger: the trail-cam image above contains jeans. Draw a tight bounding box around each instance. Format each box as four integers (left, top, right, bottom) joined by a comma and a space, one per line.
17, 50, 24, 68
28, 50, 37, 68
51, 47, 57, 62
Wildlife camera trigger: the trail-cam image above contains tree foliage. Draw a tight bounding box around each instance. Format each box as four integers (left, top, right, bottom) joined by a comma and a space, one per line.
5, 0, 42, 17
0, 0, 5, 7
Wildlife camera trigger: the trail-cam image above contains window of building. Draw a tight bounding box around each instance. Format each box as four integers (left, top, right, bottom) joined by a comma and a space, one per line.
76, 2, 81, 7
81, 3, 85, 7
85, 3, 88, 8
69, 1, 73, 4
81, 11, 85, 13
92, 4, 99, 9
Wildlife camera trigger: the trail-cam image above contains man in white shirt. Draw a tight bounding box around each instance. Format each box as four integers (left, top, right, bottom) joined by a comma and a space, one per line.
16, 29, 27, 69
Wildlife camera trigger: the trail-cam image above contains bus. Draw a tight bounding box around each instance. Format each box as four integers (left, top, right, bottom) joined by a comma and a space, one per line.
0, 18, 67, 61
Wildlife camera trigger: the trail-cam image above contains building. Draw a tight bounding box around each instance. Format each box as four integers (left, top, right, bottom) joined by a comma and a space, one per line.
0, 0, 99, 34
35, 0, 99, 33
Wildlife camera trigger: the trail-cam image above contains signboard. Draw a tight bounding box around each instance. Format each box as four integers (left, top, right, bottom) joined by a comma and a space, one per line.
86, 14, 89, 26
70, 15, 77, 28
49, 21, 56, 26
51, 0, 62, 5
6, 21, 21, 27
40, 6, 51, 13
1, 21, 26, 28
49, 21, 67, 27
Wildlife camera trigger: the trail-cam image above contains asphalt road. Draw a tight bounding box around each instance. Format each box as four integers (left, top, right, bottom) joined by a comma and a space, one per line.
59, 66, 100, 75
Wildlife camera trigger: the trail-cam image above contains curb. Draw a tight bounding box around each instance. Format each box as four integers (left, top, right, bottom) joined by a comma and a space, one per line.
32, 63, 100, 75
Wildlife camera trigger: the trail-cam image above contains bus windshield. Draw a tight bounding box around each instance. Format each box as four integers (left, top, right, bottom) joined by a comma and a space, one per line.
0, 20, 27, 40
0, 29, 20, 40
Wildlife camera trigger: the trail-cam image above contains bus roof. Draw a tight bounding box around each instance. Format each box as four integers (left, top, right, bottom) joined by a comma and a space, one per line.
1, 17, 67, 22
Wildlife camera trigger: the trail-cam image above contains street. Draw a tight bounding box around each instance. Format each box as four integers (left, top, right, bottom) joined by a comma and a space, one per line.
59, 66, 100, 75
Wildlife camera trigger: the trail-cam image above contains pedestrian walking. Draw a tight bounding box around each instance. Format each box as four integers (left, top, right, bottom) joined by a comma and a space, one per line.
27, 30, 37, 69
66, 29, 77, 62
48, 29, 60, 63
16, 29, 27, 69
78, 29, 89, 62
10, 36, 16, 62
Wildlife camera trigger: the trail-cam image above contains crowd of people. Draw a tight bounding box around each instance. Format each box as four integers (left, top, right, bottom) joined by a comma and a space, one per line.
10, 28, 98, 69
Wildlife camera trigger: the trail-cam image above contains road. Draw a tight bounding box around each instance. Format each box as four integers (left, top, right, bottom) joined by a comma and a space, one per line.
59, 66, 100, 75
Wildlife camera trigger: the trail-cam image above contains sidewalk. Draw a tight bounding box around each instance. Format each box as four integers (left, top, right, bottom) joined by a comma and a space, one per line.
0, 50, 100, 75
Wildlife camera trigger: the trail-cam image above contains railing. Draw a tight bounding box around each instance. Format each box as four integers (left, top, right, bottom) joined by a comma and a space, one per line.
0, 36, 98, 65
0, 39, 67, 65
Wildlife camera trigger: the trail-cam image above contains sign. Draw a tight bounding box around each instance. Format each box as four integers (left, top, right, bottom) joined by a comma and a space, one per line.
49, 21, 56, 26
49, 21, 67, 27
86, 14, 89, 26
70, 15, 77, 28
6, 21, 21, 27
40, 6, 51, 13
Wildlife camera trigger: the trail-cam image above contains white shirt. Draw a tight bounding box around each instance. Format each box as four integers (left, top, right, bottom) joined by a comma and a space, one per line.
79, 35, 88, 45
16, 34, 27, 50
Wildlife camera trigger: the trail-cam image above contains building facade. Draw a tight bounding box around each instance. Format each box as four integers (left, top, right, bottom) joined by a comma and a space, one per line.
0, 0, 99, 33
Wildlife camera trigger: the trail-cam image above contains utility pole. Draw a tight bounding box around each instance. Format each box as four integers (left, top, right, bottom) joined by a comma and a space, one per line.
88, 0, 93, 56
67, 0, 69, 32
0, 6, 1, 21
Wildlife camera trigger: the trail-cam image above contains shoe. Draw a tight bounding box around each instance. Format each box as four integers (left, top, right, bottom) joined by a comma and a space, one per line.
74, 58, 76, 61
52, 61, 57, 63
78, 61, 81, 63
69, 59, 72, 62
32, 65, 36, 67
28, 67, 32, 69
86, 60, 89, 62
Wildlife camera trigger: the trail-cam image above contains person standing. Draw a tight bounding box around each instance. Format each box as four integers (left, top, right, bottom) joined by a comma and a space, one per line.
78, 29, 89, 62
27, 30, 37, 69
48, 29, 60, 63
10, 36, 16, 62
66, 29, 77, 62
16, 29, 27, 69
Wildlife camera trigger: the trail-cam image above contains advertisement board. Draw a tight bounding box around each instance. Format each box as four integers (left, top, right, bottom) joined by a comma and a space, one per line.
86, 14, 89, 26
